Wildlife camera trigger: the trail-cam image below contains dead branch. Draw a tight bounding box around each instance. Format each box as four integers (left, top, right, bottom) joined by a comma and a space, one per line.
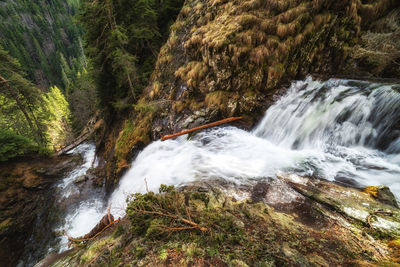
67, 216, 121, 247
161, 117, 243, 141
144, 178, 149, 193
132, 207, 207, 232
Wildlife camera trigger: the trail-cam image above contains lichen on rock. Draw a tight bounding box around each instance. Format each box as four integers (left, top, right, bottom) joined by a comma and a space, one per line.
51, 175, 400, 266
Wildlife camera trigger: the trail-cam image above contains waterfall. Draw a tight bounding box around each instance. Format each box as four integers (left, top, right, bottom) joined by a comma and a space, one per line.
52, 77, 400, 254
109, 77, 400, 216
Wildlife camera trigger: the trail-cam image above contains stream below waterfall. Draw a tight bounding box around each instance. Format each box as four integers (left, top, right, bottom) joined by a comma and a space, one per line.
34, 77, 400, 265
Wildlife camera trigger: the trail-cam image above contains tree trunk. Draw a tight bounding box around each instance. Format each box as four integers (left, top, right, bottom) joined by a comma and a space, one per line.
0, 74, 41, 144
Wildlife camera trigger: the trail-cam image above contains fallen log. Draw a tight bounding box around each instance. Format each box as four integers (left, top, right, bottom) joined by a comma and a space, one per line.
67, 209, 120, 247
161, 116, 242, 141
57, 119, 104, 156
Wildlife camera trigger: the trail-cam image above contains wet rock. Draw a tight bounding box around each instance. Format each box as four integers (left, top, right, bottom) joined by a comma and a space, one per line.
278, 173, 400, 236
54, 178, 400, 266
41, 155, 82, 178
181, 108, 212, 129
74, 175, 87, 184
197, 186, 209, 193
364, 185, 399, 208
22, 174, 46, 190
250, 181, 269, 203
0, 155, 80, 266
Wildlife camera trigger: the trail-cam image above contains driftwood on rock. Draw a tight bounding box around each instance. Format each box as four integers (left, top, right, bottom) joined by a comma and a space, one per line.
81, 213, 114, 240
67, 209, 120, 247
57, 118, 104, 156
161, 117, 243, 141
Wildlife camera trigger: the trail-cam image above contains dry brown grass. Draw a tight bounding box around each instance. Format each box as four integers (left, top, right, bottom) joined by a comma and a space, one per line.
210, 0, 228, 7
231, 46, 252, 65
204, 91, 238, 111
149, 81, 161, 100
240, 0, 263, 11
197, 16, 208, 26
277, 41, 289, 56
260, 19, 277, 34
174, 61, 209, 88
267, 64, 285, 87
195, 2, 204, 13
313, 14, 324, 28
276, 23, 296, 38
358, 0, 394, 24
294, 33, 304, 46
156, 44, 173, 67
250, 45, 270, 65
311, 0, 325, 10
181, 6, 191, 17
170, 20, 185, 32
303, 21, 315, 36
236, 29, 267, 46
267, 0, 290, 13
204, 12, 213, 23
185, 33, 203, 50
265, 36, 280, 50
167, 31, 178, 48
236, 14, 260, 27
277, 3, 308, 24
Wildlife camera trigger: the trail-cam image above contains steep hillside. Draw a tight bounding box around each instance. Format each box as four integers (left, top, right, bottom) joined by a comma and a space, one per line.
0, 0, 84, 90
97, 0, 400, 189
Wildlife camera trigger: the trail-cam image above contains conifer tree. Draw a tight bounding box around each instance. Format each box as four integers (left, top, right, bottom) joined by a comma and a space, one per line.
80, 0, 184, 110
0, 45, 47, 145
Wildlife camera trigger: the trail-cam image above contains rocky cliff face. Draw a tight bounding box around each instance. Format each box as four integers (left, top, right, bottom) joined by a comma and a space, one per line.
0, 155, 81, 267
97, 0, 400, 189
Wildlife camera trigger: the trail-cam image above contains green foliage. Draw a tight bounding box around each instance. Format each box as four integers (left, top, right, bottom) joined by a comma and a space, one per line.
0, 0, 85, 90
43, 86, 72, 146
125, 185, 284, 265
0, 44, 47, 145
66, 69, 97, 131
0, 130, 36, 161
80, 0, 184, 110
0, 45, 72, 159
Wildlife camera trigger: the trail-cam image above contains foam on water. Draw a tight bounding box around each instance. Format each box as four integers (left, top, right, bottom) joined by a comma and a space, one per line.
41, 77, 400, 259
50, 77, 400, 255
56, 199, 105, 251
108, 77, 400, 216
58, 143, 97, 198
49, 143, 105, 253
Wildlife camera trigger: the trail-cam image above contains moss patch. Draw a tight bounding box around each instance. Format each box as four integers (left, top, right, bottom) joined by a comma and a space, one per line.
58, 183, 400, 266
114, 105, 155, 173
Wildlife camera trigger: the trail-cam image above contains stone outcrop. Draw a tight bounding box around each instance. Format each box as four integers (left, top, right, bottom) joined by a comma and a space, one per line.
0, 155, 81, 267
97, 0, 400, 187
49, 175, 400, 266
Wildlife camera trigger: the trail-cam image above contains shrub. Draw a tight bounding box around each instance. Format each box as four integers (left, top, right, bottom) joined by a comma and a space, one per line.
0, 129, 36, 161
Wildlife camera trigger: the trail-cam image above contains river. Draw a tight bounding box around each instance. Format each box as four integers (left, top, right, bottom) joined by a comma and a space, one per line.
35, 77, 400, 264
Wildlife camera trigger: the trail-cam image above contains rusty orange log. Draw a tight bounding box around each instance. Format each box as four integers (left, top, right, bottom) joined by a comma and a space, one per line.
161, 116, 243, 141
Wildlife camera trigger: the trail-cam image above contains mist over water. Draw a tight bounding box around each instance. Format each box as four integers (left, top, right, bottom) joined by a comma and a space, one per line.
53, 77, 400, 254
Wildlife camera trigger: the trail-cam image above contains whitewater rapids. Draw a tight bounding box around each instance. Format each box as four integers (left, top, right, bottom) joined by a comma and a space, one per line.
60, 77, 400, 250
108, 77, 400, 216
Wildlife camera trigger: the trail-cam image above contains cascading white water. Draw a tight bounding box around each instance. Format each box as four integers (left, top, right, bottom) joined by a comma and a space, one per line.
37, 76, 400, 263
48, 143, 106, 253
58, 143, 97, 198
39, 77, 400, 262
107, 77, 400, 217
53, 77, 399, 255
